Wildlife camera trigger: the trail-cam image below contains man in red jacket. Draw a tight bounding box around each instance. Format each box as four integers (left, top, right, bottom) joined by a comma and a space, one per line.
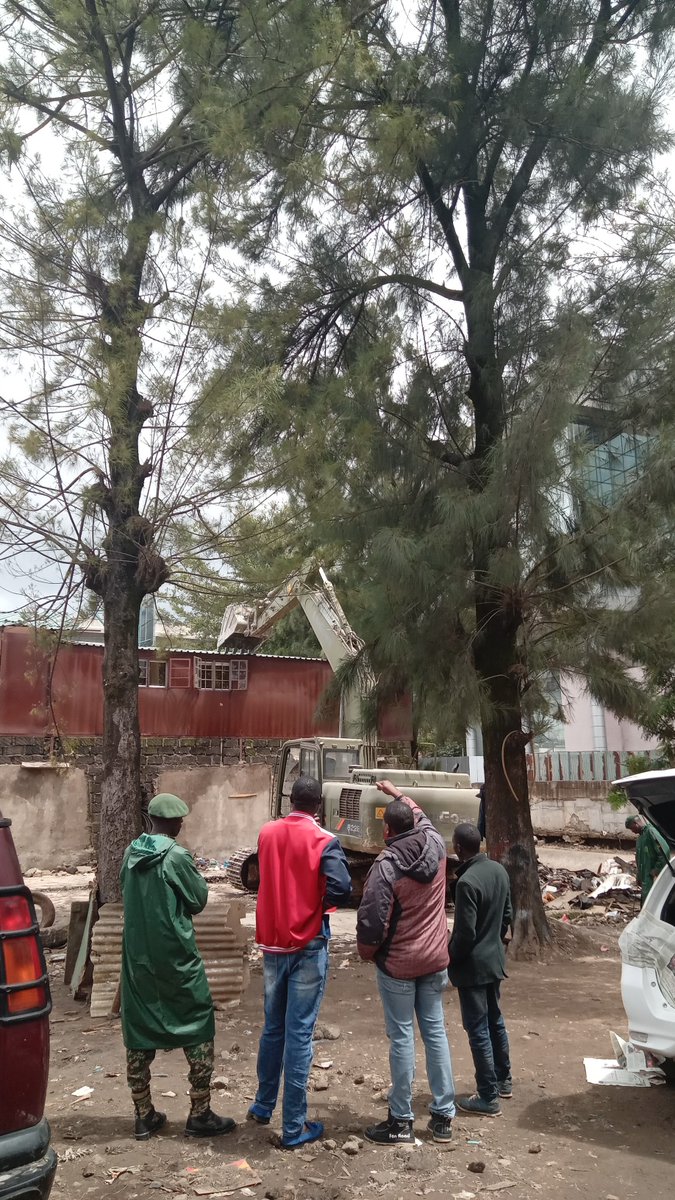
356, 780, 455, 1145
248, 776, 351, 1148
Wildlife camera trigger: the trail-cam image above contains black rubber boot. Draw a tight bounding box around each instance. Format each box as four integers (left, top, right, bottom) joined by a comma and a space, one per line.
185, 1108, 236, 1138
364, 1110, 414, 1145
134, 1108, 167, 1141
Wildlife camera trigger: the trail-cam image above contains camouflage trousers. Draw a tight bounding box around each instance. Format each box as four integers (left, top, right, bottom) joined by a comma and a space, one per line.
126, 1040, 214, 1118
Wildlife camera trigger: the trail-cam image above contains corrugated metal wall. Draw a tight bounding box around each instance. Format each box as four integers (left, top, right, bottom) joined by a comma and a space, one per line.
0, 626, 411, 742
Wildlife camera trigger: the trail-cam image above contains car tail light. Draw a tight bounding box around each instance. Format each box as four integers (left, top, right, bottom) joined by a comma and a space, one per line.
0, 887, 51, 1023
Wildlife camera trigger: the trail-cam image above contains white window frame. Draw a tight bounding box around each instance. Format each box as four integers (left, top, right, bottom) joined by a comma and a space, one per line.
139, 658, 167, 688
230, 659, 248, 690
192, 658, 248, 691
194, 659, 229, 691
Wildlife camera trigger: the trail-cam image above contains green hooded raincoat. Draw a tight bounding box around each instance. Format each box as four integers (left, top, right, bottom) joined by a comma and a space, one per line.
120, 834, 215, 1050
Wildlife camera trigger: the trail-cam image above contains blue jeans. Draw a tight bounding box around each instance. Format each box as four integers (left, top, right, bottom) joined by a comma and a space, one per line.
376, 968, 456, 1122
253, 937, 329, 1142
457, 982, 511, 1102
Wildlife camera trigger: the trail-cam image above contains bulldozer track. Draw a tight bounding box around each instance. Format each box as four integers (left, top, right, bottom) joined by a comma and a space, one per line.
226, 846, 259, 892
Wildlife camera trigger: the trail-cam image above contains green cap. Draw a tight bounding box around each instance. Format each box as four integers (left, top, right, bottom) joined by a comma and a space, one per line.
148, 793, 189, 819
625, 815, 639, 829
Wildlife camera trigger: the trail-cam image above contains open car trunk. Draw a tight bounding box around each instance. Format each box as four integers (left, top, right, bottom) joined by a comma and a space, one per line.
614, 769, 675, 849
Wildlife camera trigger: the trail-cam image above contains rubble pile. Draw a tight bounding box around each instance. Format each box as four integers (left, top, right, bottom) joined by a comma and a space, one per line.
538, 855, 640, 923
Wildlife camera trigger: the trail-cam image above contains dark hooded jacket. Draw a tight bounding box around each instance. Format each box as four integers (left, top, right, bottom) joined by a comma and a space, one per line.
356, 797, 448, 979
120, 833, 214, 1050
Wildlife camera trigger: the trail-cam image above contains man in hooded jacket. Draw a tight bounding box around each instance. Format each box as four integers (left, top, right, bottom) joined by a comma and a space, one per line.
120, 793, 235, 1141
356, 780, 455, 1145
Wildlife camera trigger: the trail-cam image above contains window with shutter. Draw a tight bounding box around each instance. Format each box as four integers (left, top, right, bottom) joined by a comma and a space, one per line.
169, 658, 191, 688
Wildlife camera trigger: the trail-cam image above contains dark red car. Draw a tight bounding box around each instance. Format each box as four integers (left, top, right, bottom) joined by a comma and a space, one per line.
0, 812, 56, 1199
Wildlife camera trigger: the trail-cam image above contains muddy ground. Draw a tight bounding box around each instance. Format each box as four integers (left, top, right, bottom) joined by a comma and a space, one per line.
40, 847, 672, 1200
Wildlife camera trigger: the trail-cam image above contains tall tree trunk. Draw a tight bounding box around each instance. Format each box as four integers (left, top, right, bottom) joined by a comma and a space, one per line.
465, 268, 549, 955
98, 570, 143, 903
474, 610, 550, 956
85, 217, 169, 902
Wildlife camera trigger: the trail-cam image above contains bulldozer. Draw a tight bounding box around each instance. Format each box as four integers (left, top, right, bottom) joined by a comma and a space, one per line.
218, 568, 480, 899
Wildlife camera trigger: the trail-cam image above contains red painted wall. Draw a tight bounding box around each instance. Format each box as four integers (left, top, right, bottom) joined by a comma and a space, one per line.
0, 626, 411, 742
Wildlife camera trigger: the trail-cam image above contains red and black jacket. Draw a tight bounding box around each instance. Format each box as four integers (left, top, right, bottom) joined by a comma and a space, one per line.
356, 797, 448, 979
255, 811, 351, 953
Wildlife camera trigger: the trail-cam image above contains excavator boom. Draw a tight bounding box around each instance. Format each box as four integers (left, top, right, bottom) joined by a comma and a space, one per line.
217, 567, 375, 743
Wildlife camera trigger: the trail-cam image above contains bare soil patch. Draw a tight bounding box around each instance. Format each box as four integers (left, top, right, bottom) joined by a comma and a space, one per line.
44, 910, 673, 1200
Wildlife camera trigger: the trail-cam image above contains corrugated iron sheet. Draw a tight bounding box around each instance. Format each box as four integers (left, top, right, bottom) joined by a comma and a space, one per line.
0, 625, 412, 741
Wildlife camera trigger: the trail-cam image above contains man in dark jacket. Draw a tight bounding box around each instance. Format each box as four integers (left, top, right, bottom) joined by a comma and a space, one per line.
356, 780, 455, 1145
448, 823, 513, 1116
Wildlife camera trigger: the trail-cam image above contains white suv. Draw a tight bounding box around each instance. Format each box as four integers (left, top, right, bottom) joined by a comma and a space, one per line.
614, 769, 675, 1081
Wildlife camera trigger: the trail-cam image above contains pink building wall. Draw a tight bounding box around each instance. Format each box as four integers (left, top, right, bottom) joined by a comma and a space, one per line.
560, 673, 657, 754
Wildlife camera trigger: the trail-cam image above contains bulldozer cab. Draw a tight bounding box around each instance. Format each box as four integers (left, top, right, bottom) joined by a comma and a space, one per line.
272, 739, 362, 819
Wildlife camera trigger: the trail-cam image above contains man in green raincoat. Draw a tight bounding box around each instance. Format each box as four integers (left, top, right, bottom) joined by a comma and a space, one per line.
120, 793, 235, 1141
625, 814, 671, 906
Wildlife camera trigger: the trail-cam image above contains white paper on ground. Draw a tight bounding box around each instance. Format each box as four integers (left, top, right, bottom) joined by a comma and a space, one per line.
609, 1029, 662, 1073
583, 1057, 664, 1087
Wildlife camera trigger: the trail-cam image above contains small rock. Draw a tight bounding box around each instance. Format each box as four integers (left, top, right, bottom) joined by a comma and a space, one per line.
370, 1170, 398, 1187
342, 1137, 363, 1155
313, 1079, 329, 1092
404, 1150, 438, 1173
528, 1143, 542, 1155
315, 1024, 341, 1041
467, 1162, 486, 1174
212, 1077, 229, 1089
353, 1074, 365, 1085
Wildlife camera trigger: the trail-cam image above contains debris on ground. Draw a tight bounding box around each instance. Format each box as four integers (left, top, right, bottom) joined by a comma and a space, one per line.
538, 854, 640, 924
584, 1030, 666, 1087
185, 1159, 262, 1196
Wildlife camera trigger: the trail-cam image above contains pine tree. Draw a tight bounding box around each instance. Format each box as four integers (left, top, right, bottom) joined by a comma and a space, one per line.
207, 1, 675, 953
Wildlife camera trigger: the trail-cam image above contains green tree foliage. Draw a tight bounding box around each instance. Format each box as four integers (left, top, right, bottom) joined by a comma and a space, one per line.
0, 0, 328, 900
205, 0, 675, 954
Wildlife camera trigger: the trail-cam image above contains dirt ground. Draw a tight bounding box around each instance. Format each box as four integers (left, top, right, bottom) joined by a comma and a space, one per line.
37, 845, 674, 1200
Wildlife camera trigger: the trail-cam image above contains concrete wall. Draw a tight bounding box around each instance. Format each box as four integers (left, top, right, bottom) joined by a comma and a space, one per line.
159, 764, 272, 860
530, 779, 629, 840
0, 764, 93, 869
